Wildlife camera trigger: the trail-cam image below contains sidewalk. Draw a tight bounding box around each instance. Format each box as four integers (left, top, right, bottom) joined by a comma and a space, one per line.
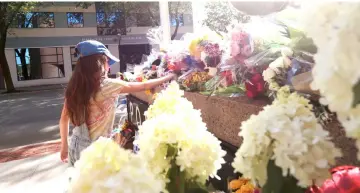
0, 153, 70, 193
1, 84, 67, 95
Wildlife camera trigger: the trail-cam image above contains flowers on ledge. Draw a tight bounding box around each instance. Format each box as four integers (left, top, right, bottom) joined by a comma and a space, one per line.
232, 86, 342, 188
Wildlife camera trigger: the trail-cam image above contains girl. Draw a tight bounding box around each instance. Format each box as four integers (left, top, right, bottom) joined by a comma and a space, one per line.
59, 40, 176, 165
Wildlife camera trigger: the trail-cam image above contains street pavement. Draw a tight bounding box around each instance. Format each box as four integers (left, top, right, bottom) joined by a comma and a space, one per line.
0, 88, 128, 192
0, 89, 65, 150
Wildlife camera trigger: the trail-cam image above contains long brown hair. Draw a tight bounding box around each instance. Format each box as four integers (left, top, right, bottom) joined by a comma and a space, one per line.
65, 54, 108, 126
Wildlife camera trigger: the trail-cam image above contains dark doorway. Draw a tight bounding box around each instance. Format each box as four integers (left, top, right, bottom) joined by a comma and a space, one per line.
119, 44, 151, 72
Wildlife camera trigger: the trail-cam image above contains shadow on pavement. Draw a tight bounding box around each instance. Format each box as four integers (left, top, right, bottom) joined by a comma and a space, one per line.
0, 90, 65, 149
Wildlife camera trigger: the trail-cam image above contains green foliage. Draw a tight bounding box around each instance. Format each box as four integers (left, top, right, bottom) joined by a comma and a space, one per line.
352, 80, 360, 108
0, 2, 39, 34
165, 144, 209, 193
262, 160, 306, 193
169, 1, 192, 16
202, 1, 250, 34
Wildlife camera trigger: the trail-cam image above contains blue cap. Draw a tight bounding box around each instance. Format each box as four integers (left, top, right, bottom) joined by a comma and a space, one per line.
75, 40, 119, 66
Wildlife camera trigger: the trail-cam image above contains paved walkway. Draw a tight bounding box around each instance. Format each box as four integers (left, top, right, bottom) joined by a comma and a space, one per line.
0, 153, 70, 193
0, 85, 128, 192
0, 89, 64, 149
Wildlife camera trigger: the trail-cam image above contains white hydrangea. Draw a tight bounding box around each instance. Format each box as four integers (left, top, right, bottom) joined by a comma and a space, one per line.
301, 2, 360, 158
137, 82, 226, 185
176, 131, 226, 184
232, 87, 342, 187
68, 137, 164, 193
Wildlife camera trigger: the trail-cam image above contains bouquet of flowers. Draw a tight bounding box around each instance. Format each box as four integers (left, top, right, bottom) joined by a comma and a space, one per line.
229, 25, 254, 62
111, 120, 138, 150
68, 137, 164, 193
232, 86, 342, 193
201, 42, 223, 68
136, 82, 226, 193
179, 71, 212, 92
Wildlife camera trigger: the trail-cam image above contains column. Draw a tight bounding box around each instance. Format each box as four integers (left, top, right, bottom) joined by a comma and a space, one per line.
192, 1, 205, 34
159, 1, 171, 45
62, 46, 72, 81
108, 45, 120, 74
5, 49, 18, 87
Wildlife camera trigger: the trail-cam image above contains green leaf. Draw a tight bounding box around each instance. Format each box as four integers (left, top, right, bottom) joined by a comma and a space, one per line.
166, 144, 177, 158
186, 181, 209, 193
352, 80, 360, 107
262, 160, 306, 193
290, 36, 317, 54
281, 175, 306, 193
186, 187, 209, 193
261, 160, 284, 193
165, 161, 185, 193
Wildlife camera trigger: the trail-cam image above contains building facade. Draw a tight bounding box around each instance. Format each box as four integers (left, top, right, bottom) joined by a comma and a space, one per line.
3, 2, 193, 88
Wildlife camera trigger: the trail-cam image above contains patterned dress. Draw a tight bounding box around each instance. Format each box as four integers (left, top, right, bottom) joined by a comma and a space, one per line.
68, 78, 128, 166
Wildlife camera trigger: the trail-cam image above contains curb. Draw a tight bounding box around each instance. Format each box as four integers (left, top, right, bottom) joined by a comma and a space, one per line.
0, 87, 66, 96
0, 139, 61, 152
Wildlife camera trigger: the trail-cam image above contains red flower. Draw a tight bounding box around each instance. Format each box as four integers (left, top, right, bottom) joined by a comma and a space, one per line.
307, 166, 360, 193
245, 73, 265, 98
221, 71, 233, 87
254, 189, 261, 193
136, 76, 143, 82
168, 62, 186, 72
151, 65, 157, 71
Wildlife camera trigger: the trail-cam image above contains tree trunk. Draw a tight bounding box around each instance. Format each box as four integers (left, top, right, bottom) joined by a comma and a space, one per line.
15, 49, 30, 80
0, 46, 15, 92
171, 18, 180, 40
170, 2, 181, 40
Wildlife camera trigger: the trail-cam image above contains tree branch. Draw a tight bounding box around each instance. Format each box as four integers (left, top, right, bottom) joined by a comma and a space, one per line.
5, 3, 26, 29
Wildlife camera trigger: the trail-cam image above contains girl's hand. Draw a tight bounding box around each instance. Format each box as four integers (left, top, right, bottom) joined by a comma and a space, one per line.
119, 135, 128, 148
60, 144, 68, 163
168, 72, 178, 81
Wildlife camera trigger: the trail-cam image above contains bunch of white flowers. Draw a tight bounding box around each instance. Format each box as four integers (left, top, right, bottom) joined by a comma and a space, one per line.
68, 137, 164, 193
232, 87, 342, 187
301, 2, 360, 159
137, 82, 226, 186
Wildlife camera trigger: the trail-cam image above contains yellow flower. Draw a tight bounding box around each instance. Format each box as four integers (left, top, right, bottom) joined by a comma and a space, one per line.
145, 89, 152, 96
236, 183, 254, 193
229, 180, 243, 190
229, 178, 251, 190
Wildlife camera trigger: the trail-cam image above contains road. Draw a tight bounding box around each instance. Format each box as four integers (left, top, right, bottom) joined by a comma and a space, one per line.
0, 90, 65, 150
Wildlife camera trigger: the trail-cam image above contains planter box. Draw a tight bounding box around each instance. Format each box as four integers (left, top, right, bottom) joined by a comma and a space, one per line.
128, 90, 360, 166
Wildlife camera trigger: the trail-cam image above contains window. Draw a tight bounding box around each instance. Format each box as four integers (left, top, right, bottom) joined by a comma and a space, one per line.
15, 47, 65, 81
96, 12, 126, 36
136, 13, 155, 27
70, 47, 77, 71
95, 2, 127, 35
67, 12, 84, 28
170, 14, 184, 27
12, 12, 55, 28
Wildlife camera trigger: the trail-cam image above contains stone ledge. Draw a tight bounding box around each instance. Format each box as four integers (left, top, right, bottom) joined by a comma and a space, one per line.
130, 90, 360, 166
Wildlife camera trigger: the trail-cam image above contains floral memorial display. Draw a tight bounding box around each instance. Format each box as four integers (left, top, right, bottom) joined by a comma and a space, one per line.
69, 2, 360, 193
